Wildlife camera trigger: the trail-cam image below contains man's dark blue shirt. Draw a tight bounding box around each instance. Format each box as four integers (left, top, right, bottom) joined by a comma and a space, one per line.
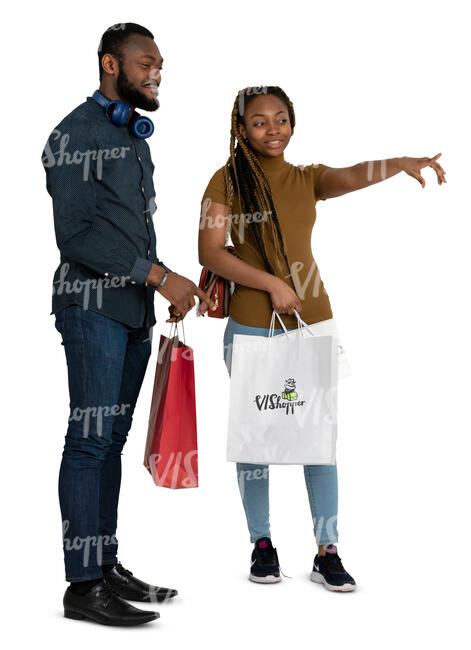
42, 94, 172, 328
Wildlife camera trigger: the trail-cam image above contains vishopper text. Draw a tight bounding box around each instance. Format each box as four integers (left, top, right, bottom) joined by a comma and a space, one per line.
68, 402, 131, 439
53, 263, 130, 310
287, 259, 323, 300
238, 86, 268, 117
148, 450, 198, 489
253, 386, 337, 424
62, 519, 118, 568
42, 129, 131, 182
200, 197, 272, 244
254, 393, 306, 415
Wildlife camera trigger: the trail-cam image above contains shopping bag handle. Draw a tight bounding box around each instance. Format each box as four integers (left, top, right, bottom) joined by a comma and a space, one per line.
268, 310, 289, 338
292, 310, 315, 337
268, 309, 317, 339
168, 318, 186, 346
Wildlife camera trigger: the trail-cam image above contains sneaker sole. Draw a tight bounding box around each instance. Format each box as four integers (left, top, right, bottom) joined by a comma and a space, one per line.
310, 571, 356, 592
249, 573, 281, 584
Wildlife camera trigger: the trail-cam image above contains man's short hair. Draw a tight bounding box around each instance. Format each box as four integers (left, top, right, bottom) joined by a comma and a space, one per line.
97, 23, 154, 80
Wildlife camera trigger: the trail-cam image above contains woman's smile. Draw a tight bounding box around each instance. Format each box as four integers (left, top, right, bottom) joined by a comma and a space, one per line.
264, 139, 284, 150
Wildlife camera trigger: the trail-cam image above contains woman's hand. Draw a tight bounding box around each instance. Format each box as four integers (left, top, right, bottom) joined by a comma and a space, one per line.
399, 153, 447, 188
268, 276, 303, 315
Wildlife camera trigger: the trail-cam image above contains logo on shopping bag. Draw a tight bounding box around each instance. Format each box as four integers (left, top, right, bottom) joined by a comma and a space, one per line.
281, 378, 298, 401
253, 377, 306, 416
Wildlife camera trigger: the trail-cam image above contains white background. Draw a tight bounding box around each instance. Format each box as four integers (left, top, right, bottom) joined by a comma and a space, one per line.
2, 0, 469, 647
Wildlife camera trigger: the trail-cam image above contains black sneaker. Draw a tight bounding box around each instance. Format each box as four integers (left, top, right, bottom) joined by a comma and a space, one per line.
310, 544, 356, 592
250, 537, 281, 583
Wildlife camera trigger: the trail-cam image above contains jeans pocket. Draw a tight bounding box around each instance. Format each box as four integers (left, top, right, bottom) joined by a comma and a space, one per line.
55, 305, 85, 350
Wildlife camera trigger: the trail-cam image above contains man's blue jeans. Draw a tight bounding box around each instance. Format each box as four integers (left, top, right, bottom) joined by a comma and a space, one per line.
54, 305, 152, 582
223, 315, 339, 546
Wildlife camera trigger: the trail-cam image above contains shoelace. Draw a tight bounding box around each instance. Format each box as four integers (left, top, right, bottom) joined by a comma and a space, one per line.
255, 546, 292, 580
100, 580, 117, 603
116, 562, 134, 577
323, 553, 346, 574
279, 564, 292, 580
255, 546, 277, 567
103, 576, 134, 601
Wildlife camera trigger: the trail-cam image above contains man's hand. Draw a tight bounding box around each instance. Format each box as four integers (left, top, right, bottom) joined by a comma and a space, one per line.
146, 264, 216, 322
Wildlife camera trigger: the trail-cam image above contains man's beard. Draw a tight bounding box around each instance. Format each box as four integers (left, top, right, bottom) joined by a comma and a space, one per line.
116, 67, 159, 112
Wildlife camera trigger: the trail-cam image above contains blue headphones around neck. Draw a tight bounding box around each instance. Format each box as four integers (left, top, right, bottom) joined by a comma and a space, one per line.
92, 90, 154, 139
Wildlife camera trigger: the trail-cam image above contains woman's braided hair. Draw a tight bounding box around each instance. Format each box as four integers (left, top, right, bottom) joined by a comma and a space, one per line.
223, 86, 296, 285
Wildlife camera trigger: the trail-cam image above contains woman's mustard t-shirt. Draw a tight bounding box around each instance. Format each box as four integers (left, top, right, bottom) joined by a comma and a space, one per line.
201, 151, 333, 329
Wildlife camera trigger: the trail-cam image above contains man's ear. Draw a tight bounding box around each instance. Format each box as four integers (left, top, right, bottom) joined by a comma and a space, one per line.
101, 53, 119, 77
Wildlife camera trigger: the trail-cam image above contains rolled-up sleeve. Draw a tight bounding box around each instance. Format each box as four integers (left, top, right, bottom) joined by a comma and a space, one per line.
129, 256, 153, 284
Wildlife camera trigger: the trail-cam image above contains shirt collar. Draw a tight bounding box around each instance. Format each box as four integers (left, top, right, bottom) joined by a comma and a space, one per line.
254, 151, 286, 171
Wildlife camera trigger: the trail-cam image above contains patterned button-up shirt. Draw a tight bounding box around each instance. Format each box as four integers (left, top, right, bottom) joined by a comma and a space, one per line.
42, 94, 172, 328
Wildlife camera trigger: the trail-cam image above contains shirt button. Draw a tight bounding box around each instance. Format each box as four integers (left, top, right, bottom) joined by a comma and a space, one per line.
146, 218, 149, 224
104, 272, 109, 277
141, 186, 145, 193
145, 281, 148, 287
138, 155, 141, 162
147, 249, 150, 256
131, 280, 136, 285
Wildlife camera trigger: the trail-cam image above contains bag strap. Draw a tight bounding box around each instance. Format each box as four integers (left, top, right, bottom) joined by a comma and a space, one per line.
169, 318, 186, 346
268, 310, 289, 338
292, 309, 315, 337
268, 309, 316, 339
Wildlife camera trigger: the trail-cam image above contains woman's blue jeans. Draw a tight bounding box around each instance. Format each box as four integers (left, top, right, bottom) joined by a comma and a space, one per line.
223, 315, 339, 546
54, 305, 152, 582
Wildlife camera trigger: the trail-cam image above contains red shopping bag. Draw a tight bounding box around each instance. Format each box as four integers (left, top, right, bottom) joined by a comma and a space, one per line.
143, 323, 198, 488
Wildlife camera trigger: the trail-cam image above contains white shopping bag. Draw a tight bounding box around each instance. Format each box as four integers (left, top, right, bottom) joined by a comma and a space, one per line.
227, 310, 338, 465
273, 316, 352, 380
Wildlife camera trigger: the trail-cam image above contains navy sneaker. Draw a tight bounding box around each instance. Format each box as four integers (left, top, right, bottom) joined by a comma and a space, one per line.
250, 537, 281, 583
310, 544, 356, 592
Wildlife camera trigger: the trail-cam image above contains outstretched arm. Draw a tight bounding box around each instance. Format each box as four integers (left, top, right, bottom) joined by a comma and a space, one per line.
318, 153, 447, 200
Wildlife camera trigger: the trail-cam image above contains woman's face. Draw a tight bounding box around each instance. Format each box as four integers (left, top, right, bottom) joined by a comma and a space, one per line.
238, 93, 292, 157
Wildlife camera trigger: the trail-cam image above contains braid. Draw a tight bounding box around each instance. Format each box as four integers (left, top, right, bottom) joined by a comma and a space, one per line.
224, 86, 296, 285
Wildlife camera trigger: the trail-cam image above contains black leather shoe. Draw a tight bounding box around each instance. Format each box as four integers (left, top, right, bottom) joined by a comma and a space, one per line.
63, 578, 159, 626
105, 562, 178, 603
